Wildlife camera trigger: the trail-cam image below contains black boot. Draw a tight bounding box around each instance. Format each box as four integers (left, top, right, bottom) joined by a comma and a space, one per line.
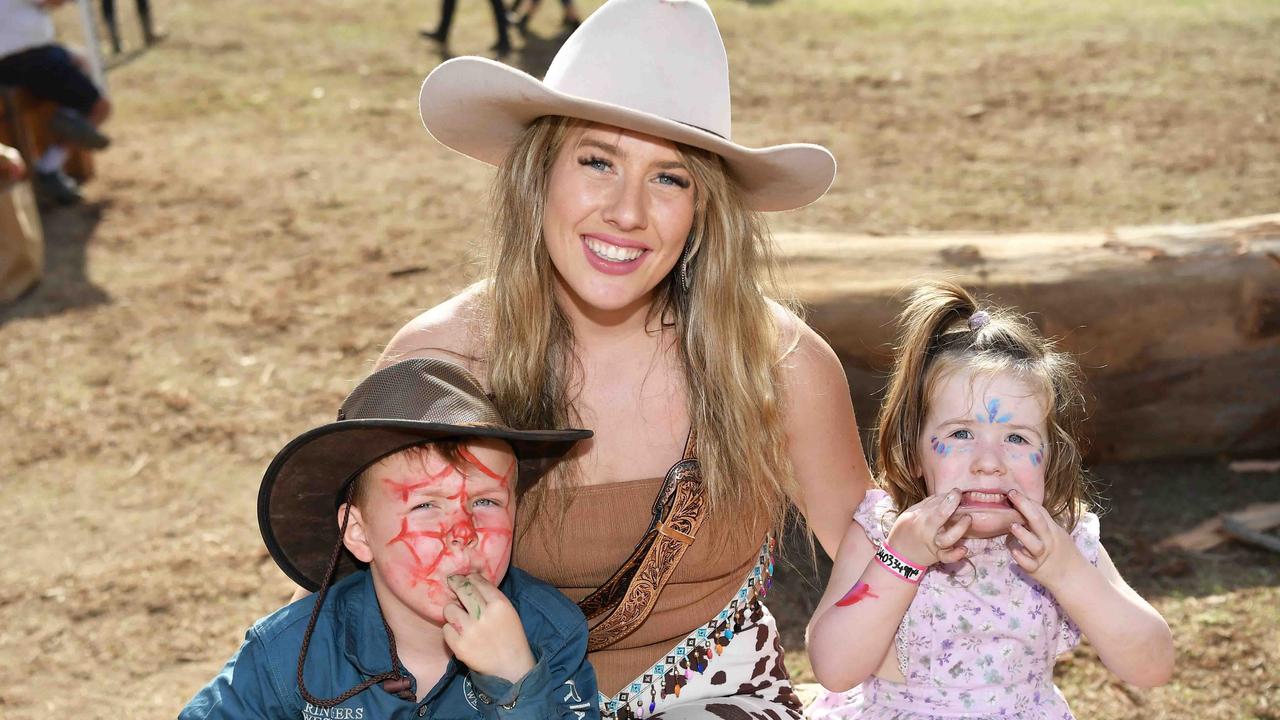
34, 170, 83, 207
48, 108, 111, 150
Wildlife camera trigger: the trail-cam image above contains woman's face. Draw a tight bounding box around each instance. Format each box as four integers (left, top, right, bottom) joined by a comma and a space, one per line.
543, 123, 697, 319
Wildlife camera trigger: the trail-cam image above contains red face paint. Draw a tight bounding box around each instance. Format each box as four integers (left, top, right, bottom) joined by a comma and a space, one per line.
457, 445, 516, 487
356, 441, 517, 624
835, 581, 878, 607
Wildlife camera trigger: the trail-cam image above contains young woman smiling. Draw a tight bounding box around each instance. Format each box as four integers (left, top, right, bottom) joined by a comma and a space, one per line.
378, 1, 871, 716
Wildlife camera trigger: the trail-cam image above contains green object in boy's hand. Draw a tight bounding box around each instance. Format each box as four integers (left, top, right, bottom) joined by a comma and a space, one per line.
448, 575, 483, 620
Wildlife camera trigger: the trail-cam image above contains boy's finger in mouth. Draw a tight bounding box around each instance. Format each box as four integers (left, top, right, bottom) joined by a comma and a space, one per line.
447, 575, 484, 619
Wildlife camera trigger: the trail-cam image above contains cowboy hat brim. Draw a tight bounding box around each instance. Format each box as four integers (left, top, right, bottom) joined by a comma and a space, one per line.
258, 419, 590, 591
419, 57, 837, 213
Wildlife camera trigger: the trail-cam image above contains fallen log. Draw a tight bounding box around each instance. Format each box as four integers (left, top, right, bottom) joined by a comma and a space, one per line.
1156, 502, 1280, 552
1222, 516, 1280, 554
780, 214, 1280, 462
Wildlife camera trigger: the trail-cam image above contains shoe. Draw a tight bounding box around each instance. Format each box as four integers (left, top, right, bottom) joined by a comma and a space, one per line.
419, 27, 448, 44
490, 40, 512, 58
34, 170, 82, 207
48, 108, 110, 150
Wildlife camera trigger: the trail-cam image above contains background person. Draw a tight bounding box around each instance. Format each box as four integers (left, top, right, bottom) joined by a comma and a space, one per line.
507, 0, 581, 34
421, 0, 513, 59
0, 0, 112, 205
100, 0, 160, 54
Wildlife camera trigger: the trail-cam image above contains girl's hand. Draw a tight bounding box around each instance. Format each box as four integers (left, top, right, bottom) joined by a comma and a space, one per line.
1007, 488, 1085, 586
442, 574, 536, 683
885, 489, 971, 567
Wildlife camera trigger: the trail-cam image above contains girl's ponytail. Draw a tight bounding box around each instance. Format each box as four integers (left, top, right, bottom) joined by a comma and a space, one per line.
874, 280, 1090, 529
877, 282, 980, 511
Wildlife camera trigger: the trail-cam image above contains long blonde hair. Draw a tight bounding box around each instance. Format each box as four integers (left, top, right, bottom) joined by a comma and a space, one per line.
876, 281, 1091, 529
486, 116, 798, 538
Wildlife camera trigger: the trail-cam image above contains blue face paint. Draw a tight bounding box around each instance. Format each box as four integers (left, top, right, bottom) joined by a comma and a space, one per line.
930, 435, 951, 457
1030, 447, 1044, 467
981, 398, 1013, 424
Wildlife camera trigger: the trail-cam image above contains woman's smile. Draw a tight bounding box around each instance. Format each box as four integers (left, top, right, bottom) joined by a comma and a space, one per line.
581, 233, 650, 273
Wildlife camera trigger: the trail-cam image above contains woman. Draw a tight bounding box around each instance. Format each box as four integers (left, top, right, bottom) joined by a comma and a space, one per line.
381, 0, 870, 716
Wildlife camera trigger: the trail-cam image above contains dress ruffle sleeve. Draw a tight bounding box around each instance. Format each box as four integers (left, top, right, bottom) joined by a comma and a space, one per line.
1054, 510, 1103, 656
852, 488, 897, 546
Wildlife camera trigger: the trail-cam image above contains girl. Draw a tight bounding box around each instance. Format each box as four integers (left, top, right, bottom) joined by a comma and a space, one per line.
805, 282, 1173, 719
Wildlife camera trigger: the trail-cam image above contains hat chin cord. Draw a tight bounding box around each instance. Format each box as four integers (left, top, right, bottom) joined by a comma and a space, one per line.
295, 486, 416, 706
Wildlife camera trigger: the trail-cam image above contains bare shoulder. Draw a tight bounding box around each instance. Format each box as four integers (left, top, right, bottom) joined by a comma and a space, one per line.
767, 299, 845, 386
378, 282, 489, 373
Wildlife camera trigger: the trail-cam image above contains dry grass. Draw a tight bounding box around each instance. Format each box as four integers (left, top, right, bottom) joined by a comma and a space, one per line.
1, 0, 1277, 717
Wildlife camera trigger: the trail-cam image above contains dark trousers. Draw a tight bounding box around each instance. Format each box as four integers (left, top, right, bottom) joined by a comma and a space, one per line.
101, 0, 156, 50
435, 0, 510, 47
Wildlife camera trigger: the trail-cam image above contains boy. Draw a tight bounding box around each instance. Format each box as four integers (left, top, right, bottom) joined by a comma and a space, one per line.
180, 358, 599, 719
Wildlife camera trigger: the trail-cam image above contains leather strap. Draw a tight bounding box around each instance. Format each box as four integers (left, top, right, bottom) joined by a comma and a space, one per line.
579, 431, 707, 652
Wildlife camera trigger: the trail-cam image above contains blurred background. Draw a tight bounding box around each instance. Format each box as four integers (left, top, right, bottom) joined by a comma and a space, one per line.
1, 0, 1277, 717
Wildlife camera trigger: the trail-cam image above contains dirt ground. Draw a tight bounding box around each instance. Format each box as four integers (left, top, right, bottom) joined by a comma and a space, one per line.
1, 0, 1278, 717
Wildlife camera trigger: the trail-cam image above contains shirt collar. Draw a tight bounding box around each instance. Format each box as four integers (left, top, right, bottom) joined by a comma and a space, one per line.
336, 571, 462, 702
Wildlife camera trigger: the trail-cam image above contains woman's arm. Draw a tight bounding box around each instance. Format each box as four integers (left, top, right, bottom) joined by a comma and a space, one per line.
774, 308, 871, 557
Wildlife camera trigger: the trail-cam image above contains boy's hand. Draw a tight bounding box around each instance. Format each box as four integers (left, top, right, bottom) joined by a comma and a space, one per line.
1007, 488, 1085, 587
885, 489, 971, 568
442, 574, 536, 684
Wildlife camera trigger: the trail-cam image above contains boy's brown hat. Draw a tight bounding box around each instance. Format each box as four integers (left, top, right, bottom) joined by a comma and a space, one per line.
258, 358, 591, 590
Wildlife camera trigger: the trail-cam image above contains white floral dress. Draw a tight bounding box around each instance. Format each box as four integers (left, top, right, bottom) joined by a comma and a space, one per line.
806, 489, 1101, 720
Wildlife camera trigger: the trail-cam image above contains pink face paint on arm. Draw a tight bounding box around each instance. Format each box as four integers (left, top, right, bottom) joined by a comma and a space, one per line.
835, 581, 879, 607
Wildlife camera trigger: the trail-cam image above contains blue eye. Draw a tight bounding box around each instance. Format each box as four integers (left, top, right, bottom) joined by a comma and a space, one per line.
950, 429, 973, 440
473, 498, 501, 508
579, 155, 611, 172
412, 501, 436, 511
1007, 434, 1029, 445
656, 172, 691, 189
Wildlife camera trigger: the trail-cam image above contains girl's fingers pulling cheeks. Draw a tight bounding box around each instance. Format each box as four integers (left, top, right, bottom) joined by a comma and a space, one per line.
936, 544, 968, 564
1008, 521, 1045, 557
1007, 489, 1051, 532
933, 489, 961, 522
1010, 547, 1039, 573
936, 513, 972, 549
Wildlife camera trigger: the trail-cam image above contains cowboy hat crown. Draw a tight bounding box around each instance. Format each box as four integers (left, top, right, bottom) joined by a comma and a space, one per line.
419, 0, 836, 212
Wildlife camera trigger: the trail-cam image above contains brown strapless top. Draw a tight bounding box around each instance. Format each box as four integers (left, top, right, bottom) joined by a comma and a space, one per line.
513, 476, 763, 696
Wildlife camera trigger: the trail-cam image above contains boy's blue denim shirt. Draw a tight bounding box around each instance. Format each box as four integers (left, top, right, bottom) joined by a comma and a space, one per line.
180, 567, 599, 720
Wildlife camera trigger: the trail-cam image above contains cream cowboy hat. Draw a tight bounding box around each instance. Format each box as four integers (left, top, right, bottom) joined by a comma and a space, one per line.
418, 0, 836, 212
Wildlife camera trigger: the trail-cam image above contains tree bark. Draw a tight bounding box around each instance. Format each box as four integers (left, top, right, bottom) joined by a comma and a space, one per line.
780, 214, 1280, 462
